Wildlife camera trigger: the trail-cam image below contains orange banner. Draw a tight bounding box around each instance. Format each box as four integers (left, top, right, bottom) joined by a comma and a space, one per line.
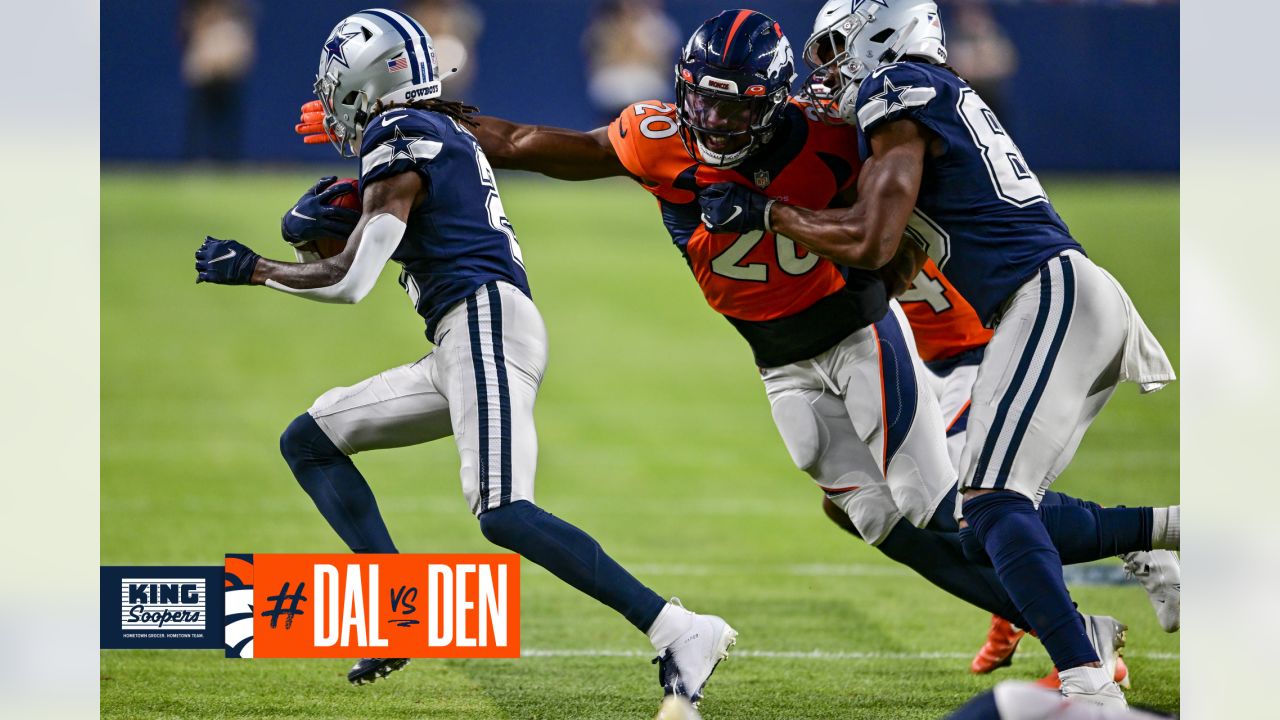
225, 554, 520, 658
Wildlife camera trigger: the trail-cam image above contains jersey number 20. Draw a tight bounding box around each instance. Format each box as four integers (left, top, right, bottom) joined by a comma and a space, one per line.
711, 230, 819, 282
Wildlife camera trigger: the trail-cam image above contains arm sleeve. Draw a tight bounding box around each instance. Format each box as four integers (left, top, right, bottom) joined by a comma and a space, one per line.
264, 213, 406, 304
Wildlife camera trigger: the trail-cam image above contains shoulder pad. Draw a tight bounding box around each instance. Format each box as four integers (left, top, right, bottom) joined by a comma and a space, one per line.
854, 63, 941, 133
607, 101, 698, 202
360, 110, 447, 181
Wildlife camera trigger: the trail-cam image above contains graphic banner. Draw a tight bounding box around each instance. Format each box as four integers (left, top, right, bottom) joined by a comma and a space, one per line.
224, 553, 520, 659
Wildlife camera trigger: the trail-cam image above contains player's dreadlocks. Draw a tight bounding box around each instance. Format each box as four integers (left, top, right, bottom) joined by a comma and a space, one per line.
373, 98, 480, 128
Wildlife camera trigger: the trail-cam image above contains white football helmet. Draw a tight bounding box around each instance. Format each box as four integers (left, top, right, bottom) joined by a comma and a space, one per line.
314, 8, 447, 157
800, 0, 947, 112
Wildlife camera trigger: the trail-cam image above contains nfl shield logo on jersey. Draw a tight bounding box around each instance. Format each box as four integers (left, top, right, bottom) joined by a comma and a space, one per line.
754, 169, 771, 188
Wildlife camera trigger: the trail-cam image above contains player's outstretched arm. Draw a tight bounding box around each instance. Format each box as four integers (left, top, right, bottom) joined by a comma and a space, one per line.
768, 119, 930, 271
470, 116, 628, 181
249, 172, 421, 303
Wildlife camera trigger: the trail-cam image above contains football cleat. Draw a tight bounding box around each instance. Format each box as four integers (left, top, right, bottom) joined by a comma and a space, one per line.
970, 615, 1026, 674
1083, 614, 1128, 683
1036, 656, 1130, 690
1123, 550, 1180, 632
1059, 671, 1129, 709
653, 599, 738, 705
655, 694, 704, 720
347, 657, 410, 686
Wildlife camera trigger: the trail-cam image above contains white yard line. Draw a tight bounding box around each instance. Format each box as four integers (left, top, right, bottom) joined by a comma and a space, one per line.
528, 561, 1136, 585
524, 563, 915, 577
520, 648, 1180, 661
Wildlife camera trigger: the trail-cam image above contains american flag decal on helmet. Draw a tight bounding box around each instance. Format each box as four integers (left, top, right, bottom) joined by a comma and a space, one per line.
386, 56, 410, 73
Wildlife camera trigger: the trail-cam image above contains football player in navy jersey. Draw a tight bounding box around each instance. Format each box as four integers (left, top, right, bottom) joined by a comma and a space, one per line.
697, 0, 1177, 707
193, 9, 736, 702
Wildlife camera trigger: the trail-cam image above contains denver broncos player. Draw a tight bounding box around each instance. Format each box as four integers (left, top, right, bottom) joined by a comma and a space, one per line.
194, 9, 736, 703
470, 10, 962, 578
701, 0, 1178, 706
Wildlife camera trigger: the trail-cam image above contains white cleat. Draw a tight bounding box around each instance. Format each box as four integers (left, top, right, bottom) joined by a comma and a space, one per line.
653, 599, 737, 705
655, 694, 703, 720
1122, 550, 1180, 632
1060, 674, 1129, 709
1082, 614, 1127, 683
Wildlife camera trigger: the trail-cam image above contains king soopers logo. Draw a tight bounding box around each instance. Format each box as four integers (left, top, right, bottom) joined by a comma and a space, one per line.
121, 578, 206, 631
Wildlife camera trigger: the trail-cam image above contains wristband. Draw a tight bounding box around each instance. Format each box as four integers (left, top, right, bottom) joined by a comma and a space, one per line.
763, 198, 779, 234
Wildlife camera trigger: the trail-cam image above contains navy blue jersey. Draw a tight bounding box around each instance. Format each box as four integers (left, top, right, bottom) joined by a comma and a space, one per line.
854, 61, 1082, 323
359, 108, 530, 341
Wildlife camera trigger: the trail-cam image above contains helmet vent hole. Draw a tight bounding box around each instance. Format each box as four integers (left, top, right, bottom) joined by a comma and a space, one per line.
360, 26, 373, 41
341, 91, 360, 105
870, 29, 895, 43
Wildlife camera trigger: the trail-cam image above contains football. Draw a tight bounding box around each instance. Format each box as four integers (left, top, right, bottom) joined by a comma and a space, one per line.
313, 177, 361, 258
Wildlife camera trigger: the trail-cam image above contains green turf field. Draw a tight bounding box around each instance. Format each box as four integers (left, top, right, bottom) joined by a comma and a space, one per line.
101, 170, 1179, 719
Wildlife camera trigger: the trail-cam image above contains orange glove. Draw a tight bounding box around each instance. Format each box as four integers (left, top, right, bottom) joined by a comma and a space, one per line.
296, 100, 336, 145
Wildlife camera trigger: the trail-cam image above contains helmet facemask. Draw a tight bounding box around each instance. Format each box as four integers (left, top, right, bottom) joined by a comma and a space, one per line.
314, 71, 373, 158
799, 9, 871, 122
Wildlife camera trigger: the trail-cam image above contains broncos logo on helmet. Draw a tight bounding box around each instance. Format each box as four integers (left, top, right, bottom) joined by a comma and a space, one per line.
674, 10, 796, 168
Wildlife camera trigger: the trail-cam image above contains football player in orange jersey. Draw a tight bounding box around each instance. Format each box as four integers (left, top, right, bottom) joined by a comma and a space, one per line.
295, 9, 1173, 673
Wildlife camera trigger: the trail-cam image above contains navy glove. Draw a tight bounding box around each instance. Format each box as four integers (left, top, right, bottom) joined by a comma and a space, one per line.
698, 182, 774, 235
281, 176, 361, 247
195, 237, 260, 285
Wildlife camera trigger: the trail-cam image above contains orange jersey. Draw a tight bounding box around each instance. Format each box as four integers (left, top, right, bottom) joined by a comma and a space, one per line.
899, 260, 993, 364
608, 100, 888, 367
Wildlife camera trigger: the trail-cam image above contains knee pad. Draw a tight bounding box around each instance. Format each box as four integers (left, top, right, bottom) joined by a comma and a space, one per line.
821, 496, 862, 539
958, 526, 992, 566
478, 500, 538, 549
829, 478, 901, 546
280, 412, 343, 469
771, 395, 825, 472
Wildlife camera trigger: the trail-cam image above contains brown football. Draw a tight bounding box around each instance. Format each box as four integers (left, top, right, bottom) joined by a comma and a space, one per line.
312, 178, 361, 258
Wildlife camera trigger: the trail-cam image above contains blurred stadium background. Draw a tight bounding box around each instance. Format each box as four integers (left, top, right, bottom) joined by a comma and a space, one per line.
103, 0, 1177, 172
101, 1, 1178, 718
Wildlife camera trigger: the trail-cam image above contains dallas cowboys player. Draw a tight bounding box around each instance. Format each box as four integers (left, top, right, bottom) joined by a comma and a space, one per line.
697, 0, 1176, 707
193, 9, 735, 701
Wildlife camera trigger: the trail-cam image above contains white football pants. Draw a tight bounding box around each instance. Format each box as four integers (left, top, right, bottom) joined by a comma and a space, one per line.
959, 250, 1143, 505
762, 301, 956, 545
306, 281, 545, 516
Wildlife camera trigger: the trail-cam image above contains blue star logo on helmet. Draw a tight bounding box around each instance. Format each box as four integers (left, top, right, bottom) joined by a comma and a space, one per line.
323, 29, 361, 73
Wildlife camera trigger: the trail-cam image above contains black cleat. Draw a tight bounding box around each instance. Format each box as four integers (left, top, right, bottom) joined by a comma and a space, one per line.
347, 657, 410, 686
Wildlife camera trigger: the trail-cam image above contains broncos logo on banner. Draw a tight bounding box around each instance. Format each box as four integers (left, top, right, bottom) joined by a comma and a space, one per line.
224, 554, 255, 658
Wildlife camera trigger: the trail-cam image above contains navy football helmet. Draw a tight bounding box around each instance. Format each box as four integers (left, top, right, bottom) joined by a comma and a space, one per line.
675, 10, 796, 168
